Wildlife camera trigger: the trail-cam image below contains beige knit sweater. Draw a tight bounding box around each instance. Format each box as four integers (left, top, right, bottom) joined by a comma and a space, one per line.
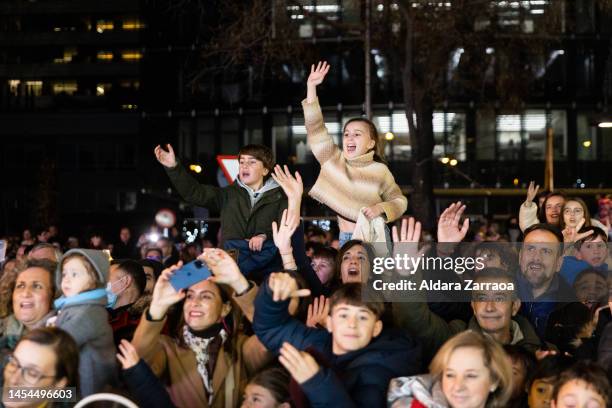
303, 98, 407, 222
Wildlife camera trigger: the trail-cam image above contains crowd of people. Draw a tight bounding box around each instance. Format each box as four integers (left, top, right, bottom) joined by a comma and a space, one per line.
1, 61, 612, 408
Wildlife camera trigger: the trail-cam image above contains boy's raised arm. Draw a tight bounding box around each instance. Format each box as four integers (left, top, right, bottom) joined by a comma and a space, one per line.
153, 144, 223, 212
253, 272, 324, 353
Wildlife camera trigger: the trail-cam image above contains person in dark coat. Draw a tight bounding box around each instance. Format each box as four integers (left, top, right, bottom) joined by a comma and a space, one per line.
253, 277, 421, 408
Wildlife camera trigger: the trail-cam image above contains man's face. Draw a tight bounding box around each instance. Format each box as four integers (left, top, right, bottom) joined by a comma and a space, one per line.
576, 236, 608, 267
120, 228, 131, 243
544, 196, 564, 225
142, 266, 156, 294
28, 247, 58, 263
326, 303, 382, 355
519, 230, 562, 291
471, 278, 520, 336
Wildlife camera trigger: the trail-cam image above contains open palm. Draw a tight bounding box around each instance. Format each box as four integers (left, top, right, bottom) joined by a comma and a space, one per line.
154, 144, 177, 168
307, 61, 330, 87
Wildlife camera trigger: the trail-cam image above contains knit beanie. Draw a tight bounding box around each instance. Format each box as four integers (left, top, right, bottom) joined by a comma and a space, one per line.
56, 248, 110, 288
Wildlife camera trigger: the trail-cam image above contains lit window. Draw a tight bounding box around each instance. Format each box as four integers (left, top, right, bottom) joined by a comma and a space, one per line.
121, 104, 138, 110
96, 20, 114, 33
54, 47, 77, 64
120, 80, 140, 89
122, 20, 145, 30
121, 50, 143, 62
25, 81, 43, 97
8, 79, 20, 96
96, 83, 112, 96
97, 51, 114, 61
52, 81, 78, 95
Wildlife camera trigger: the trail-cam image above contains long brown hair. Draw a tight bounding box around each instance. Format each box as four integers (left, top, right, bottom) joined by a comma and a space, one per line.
559, 197, 592, 230
343, 118, 386, 163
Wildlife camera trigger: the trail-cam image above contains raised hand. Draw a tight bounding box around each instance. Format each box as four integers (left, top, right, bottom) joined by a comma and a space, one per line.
154, 144, 177, 168
392, 217, 426, 276
279, 342, 320, 384
149, 262, 186, 320
562, 218, 594, 243
268, 272, 310, 302
272, 209, 299, 254
271, 165, 303, 203
116, 339, 140, 370
437, 201, 470, 243
525, 181, 540, 206
306, 295, 330, 328
199, 248, 249, 294
307, 61, 330, 88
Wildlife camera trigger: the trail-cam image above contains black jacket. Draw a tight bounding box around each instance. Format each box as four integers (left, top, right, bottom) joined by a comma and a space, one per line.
253, 278, 422, 408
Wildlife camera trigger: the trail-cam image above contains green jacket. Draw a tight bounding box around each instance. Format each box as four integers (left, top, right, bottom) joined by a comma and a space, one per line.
165, 163, 287, 241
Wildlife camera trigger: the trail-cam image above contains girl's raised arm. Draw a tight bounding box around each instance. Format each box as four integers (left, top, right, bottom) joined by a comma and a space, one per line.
306, 61, 330, 103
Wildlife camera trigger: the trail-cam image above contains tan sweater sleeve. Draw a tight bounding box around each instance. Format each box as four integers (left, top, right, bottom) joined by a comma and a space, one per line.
302, 97, 340, 165
519, 202, 539, 232
131, 310, 168, 378
378, 169, 408, 222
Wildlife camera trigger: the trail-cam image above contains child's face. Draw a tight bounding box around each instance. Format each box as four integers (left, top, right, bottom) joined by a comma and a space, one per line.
528, 377, 555, 408
311, 257, 335, 285
342, 121, 375, 159
61, 258, 95, 297
551, 379, 606, 408
239, 155, 268, 189
441, 346, 493, 408
576, 236, 608, 267
563, 201, 585, 229
326, 303, 382, 355
506, 356, 527, 399
474, 249, 503, 271
574, 273, 608, 308
241, 383, 287, 408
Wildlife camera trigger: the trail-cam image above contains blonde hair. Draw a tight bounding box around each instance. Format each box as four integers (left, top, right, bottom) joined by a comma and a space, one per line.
429, 331, 513, 408
60, 253, 100, 291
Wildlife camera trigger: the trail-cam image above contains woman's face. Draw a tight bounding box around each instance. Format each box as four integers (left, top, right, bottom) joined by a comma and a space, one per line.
3, 340, 66, 407
311, 257, 335, 285
563, 201, 585, 229
241, 384, 285, 408
183, 280, 229, 331
441, 346, 493, 408
12, 267, 53, 329
340, 244, 370, 284
545, 196, 565, 225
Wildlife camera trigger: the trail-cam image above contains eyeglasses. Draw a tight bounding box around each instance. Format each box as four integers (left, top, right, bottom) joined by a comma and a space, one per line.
4, 354, 55, 385
563, 208, 584, 215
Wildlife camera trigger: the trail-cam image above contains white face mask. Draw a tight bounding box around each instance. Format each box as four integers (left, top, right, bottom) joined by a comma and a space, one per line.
107, 275, 128, 296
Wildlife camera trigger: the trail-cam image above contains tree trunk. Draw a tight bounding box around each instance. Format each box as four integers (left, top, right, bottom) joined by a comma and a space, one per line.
400, 5, 437, 231
411, 99, 436, 231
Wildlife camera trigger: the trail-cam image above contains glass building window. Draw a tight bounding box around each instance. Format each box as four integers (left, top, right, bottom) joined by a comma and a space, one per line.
496, 110, 567, 161
97, 51, 114, 62
24, 81, 43, 97
96, 20, 114, 33
577, 113, 597, 161
121, 50, 143, 62
122, 20, 146, 30
8, 79, 20, 97
52, 81, 77, 95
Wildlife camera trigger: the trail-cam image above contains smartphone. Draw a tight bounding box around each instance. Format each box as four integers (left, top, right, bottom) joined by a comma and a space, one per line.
169, 260, 211, 291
